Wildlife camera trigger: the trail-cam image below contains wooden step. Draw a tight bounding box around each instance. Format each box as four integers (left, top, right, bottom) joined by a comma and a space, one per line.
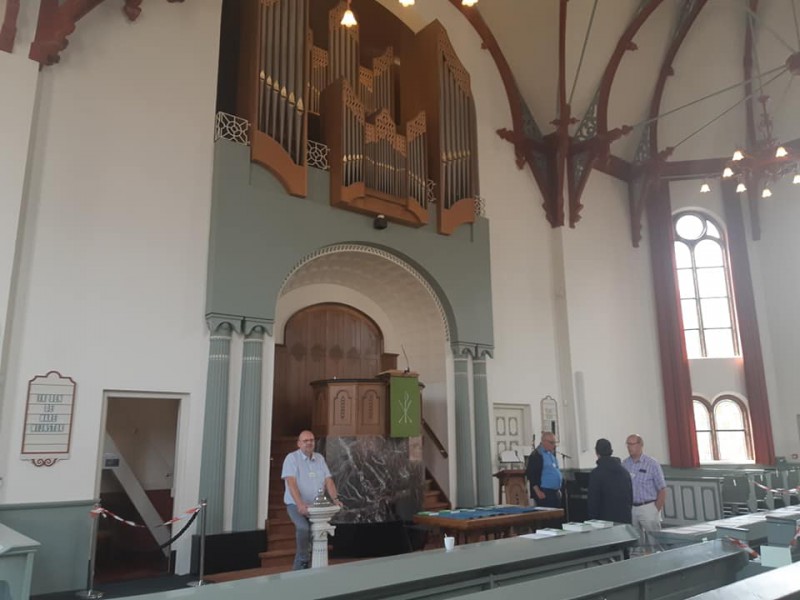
266, 533, 296, 551
423, 500, 450, 511
267, 520, 295, 538
259, 547, 296, 566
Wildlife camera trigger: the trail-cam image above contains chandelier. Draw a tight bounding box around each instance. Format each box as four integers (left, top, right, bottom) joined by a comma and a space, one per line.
342, 0, 479, 27
716, 94, 800, 198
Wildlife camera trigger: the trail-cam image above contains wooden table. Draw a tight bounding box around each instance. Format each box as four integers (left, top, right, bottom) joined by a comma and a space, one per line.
413, 506, 564, 545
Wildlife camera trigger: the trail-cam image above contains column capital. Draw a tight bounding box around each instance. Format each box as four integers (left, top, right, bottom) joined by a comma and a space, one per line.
451, 342, 493, 359
243, 317, 273, 337
206, 313, 241, 334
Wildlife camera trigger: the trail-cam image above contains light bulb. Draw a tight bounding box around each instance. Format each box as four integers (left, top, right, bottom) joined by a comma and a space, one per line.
399, 0, 414, 5
732, 150, 744, 161
722, 167, 734, 178
761, 187, 772, 198
340, 7, 357, 27
700, 183, 711, 193
793, 173, 800, 185
462, 0, 478, 6
775, 146, 788, 158
736, 182, 747, 193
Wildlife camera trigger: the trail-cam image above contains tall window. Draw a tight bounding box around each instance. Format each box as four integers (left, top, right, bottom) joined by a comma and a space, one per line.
673, 212, 738, 358
693, 396, 752, 462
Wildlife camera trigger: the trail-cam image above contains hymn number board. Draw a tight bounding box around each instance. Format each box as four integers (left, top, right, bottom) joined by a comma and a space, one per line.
21, 371, 76, 466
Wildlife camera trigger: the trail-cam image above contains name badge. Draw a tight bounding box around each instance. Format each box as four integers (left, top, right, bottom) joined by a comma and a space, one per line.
308, 471, 317, 478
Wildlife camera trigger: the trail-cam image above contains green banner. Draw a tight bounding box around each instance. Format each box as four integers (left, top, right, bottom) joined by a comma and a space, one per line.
390, 376, 421, 437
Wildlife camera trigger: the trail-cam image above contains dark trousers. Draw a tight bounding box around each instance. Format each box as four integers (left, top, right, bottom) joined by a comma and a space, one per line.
536, 488, 562, 508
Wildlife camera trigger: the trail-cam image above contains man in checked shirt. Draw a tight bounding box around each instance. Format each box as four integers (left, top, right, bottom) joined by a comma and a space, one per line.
622, 434, 666, 552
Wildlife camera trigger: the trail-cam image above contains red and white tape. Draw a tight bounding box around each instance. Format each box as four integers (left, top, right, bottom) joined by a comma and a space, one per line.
90, 504, 202, 528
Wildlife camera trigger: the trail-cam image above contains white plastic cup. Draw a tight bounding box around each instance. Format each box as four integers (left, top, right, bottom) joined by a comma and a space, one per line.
444, 536, 455, 551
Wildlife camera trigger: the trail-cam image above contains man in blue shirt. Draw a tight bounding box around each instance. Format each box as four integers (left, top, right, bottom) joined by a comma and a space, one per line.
526, 432, 563, 508
282, 430, 343, 570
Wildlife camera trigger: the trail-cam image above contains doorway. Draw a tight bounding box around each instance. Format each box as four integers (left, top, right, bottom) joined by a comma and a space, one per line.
492, 403, 531, 466
96, 395, 180, 582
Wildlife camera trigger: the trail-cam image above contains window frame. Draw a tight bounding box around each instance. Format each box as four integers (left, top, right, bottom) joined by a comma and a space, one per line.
673, 211, 740, 358
692, 395, 753, 463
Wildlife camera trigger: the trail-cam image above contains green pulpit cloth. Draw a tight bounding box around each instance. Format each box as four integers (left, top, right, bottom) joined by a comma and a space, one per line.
390, 376, 420, 437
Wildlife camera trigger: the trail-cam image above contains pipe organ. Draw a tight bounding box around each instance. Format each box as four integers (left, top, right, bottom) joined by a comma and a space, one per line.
252, 0, 310, 197
249, 0, 479, 234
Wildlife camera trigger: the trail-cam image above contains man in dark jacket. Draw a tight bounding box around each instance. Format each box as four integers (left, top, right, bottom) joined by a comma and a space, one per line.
587, 438, 632, 524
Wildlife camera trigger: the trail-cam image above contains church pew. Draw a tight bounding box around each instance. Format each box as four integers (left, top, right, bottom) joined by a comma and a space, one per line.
452, 540, 747, 600
126, 525, 637, 600
686, 560, 800, 599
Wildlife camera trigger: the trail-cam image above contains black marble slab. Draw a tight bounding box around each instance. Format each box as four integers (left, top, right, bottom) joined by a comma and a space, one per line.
320, 435, 425, 523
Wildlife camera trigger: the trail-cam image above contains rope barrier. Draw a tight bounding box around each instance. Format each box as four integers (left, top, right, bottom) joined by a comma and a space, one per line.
90, 504, 202, 528
753, 482, 800, 495
156, 510, 199, 549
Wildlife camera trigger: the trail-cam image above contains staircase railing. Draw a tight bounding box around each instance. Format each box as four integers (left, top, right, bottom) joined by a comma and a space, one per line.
421, 418, 447, 459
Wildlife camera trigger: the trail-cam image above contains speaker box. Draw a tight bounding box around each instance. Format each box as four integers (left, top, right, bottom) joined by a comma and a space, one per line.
190, 530, 266, 575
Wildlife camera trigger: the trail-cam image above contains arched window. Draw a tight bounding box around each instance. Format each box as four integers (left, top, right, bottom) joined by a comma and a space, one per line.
673, 213, 738, 358
692, 396, 752, 462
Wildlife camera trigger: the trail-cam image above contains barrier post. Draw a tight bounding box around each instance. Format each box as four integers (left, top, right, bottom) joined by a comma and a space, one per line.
75, 503, 103, 599
187, 499, 208, 587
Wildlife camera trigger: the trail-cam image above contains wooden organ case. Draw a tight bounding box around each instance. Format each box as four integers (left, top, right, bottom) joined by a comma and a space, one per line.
247, 0, 479, 235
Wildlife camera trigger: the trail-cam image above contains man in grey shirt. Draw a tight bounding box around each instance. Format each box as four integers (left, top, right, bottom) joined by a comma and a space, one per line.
282, 430, 343, 569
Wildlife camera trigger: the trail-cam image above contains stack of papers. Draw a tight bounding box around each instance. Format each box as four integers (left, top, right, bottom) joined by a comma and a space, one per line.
562, 522, 594, 532
584, 519, 613, 529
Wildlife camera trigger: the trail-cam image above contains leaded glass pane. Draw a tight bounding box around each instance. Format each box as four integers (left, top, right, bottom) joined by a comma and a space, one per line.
697, 432, 714, 463
674, 241, 692, 268
697, 267, 727, 298
717, 431, 749, 462
685, 330, 702, 359
706, 221, 721, 238
701, 298, 732, 328
677, 269, 696, 298
693, 400, 711, 430
681, 299, 699, 329
715, 399, 745, 429
705, 328, 735, 357
694, 239, 724, 267
676, 214, 704, 240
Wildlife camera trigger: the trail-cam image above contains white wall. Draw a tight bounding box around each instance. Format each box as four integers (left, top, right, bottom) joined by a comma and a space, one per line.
0, 0, 221, 572
0, 51, 38, 460
747, 177, 800, 459
562, 172, 665, 467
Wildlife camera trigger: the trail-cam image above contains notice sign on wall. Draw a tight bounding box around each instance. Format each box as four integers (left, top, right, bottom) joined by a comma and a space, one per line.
21, 371, 76, 466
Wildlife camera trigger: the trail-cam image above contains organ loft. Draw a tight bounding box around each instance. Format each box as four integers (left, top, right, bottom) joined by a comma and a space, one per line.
229, 0, 480, 235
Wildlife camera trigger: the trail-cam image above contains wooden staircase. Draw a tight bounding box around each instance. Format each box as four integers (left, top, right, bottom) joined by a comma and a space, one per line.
258, 436, 299, 571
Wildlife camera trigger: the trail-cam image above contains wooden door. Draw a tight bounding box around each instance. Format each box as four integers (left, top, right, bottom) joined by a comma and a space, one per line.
273, 303, 389, 436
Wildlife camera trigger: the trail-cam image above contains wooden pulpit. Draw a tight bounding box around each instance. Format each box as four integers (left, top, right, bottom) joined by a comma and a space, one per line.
494, 469, 529, 506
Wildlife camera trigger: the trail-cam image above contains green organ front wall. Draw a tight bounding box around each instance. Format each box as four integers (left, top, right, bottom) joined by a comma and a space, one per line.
206, 139, 494, 349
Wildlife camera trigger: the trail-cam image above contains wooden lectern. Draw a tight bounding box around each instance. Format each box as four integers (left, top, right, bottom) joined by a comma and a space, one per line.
494, 469, 530, 506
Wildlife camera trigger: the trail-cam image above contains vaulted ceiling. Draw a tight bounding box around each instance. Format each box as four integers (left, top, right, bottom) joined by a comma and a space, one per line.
473, 0, 800, 164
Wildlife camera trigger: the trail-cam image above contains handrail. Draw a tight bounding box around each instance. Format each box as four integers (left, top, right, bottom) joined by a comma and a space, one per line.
421, 418, 448, 459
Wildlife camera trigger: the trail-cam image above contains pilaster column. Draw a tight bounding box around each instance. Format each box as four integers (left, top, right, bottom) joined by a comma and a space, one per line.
232, 323, 265, 531
199, 318, 235, 534
452, 343, 475, 508
646, 182, 697, 467
722, 181, 774, 465
472, 348, 494, 506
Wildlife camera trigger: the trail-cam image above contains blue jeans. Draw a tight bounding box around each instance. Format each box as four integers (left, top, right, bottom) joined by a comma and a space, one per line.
286, 504, 311, 570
